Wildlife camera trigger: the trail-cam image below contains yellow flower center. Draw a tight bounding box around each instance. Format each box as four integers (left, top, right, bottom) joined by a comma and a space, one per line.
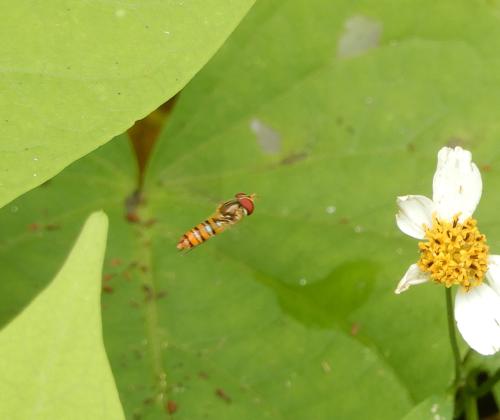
418, 214, 489, 290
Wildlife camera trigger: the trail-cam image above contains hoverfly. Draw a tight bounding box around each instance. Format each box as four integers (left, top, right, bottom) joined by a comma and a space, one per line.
176, 192, 256, 250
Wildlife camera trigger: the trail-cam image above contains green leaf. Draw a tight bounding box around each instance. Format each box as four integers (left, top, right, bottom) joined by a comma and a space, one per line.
0, 212, 124, 420
0, 0, 255, 208
0, 137, 412, 418
4, 0, 500, 418
401, 394, 453, 420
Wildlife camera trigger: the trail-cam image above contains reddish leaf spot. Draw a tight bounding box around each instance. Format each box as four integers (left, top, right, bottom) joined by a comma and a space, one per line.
103, 273, 114, 282
350, 322, 360, 336
126, 212, 141, 223
215, 388, 231, 403
166, 400, 178, 414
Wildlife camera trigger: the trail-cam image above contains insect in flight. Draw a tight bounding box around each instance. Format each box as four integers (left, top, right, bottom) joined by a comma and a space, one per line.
177, 192, 256, 250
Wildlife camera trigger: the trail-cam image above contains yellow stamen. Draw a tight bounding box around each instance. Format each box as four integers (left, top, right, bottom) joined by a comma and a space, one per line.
418, 214, 489, 290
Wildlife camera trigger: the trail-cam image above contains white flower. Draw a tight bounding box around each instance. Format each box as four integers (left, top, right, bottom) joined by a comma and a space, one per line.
395, 146, 500, 356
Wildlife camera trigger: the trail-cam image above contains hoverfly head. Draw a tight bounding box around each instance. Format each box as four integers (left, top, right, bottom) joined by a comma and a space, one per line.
235, 192, 256, 216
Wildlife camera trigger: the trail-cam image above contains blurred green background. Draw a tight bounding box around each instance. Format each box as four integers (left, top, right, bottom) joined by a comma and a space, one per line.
3, 0, 500, 418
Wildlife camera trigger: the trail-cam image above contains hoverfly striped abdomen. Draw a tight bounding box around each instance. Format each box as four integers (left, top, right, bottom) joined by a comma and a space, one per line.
177, 193, 255, 250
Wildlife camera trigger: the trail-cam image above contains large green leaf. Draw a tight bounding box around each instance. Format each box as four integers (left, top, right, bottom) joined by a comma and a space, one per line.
3, 0, 500, 418
0, 212, 124, 419
0, 0, 254, 208
401, 394, 453, 420
0, 136, 412, 418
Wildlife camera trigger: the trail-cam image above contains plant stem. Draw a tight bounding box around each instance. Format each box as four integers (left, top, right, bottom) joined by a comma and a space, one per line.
445, 288, 479, 419
445, 287, 462, 388
464, 385, 479, 420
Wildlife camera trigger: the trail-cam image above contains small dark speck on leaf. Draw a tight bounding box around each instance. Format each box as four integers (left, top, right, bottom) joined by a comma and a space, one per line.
142, 284, 154, 301
143, 218, 157, 228
482, 164, 492, 172
27, 223, 40, 232
102, 285, 114, 294
215, 388, 232, 403
117, 92, 121, 95
110, 258, 122, 267
166, 400, 178, 414
339, 217, 350, 225
280, 152, 308, 166
45, 223, 61, 231
143, 397, 154, 406
407, 143, 416, 152
198, 371, 209, 380
350, 322, 360, 336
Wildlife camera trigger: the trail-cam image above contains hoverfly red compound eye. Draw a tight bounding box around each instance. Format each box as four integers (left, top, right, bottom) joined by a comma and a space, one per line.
237, 196, 254, 215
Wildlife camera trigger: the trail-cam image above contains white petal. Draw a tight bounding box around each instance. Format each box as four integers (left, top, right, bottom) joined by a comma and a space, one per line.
432, 147, 482, 222
396, 195, 434, 239
455, 284, 500, 355
395, 264, 430, 294
486, 255, 500, 296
